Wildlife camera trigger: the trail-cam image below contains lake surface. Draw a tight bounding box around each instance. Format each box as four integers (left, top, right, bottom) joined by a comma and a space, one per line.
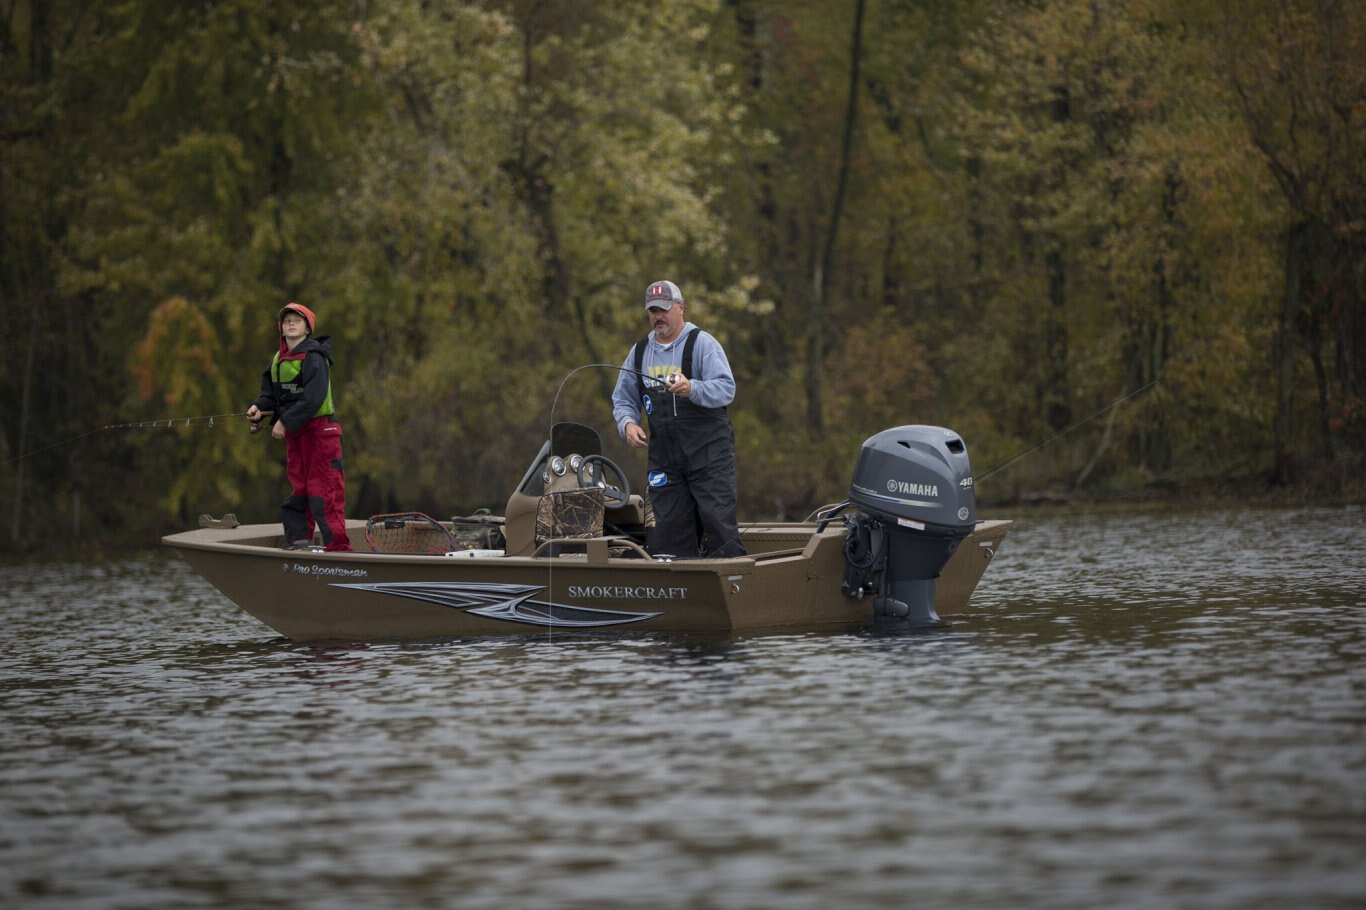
2, 505, 1363, 909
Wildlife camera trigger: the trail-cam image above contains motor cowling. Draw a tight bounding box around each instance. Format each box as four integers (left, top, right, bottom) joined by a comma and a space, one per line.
842, 426, 976, 622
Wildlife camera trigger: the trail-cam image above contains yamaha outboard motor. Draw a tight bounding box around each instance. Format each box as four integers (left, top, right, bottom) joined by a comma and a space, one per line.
842, 426, 976, 622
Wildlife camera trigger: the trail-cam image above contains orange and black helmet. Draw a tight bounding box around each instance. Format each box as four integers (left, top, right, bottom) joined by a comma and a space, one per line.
277, 302, 316, 334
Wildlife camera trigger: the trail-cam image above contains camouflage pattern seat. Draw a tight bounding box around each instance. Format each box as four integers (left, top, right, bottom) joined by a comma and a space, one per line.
534, 483, 605, 545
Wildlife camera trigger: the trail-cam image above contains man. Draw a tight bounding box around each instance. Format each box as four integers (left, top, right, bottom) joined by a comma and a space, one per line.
611, 279, 746, 558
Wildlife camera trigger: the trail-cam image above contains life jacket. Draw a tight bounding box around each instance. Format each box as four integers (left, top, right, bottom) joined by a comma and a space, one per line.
271, 343, 335, 418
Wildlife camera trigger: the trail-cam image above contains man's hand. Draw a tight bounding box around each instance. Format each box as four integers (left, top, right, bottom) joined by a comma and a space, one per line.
666, 372, 692, 398
625, 422, 648, 448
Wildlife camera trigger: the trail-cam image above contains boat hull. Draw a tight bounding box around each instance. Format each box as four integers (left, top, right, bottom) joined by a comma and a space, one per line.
164, 518, 1011, 642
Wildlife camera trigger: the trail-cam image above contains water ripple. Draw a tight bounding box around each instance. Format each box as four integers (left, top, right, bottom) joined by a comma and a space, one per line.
1, 506, 1363, 909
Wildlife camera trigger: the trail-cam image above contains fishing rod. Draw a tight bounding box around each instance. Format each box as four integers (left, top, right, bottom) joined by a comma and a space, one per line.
106, 411, 253, 430
547, 361, 667, 418
549, 362, 760, 561
545, 361, 662, 488
0, 411, 259, 469
976, 379, 1160, 483
549, 366, 1158, 556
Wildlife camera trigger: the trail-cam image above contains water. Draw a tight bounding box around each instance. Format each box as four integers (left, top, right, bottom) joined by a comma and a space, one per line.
1, 505, 1363, 910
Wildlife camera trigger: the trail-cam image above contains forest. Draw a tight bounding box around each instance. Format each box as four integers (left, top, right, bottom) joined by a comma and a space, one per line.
2, 0, 1363, 554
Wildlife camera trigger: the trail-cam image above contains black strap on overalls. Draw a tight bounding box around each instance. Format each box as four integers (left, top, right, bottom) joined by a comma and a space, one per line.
633, 327, 700, 392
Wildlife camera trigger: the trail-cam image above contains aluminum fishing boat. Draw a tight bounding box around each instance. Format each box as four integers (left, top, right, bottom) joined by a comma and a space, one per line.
164, 422, 1011, 642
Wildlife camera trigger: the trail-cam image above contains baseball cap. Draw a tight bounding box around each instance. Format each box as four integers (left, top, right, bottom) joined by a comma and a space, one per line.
644, 280, 683, 310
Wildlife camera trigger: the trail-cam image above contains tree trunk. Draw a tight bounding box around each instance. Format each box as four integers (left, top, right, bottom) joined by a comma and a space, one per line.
1043, 245, 1070, 431
1335, 194, 1366, 447
729, 0, 788, 381
807, 0, 866, 435
1274, 220, 1309, 484
1042, 82, 1071, 433
1133, 161, 1179, 473
8, 0, 54, 544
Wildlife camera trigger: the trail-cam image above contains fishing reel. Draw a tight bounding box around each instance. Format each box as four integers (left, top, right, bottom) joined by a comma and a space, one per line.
641, 372, 681, 415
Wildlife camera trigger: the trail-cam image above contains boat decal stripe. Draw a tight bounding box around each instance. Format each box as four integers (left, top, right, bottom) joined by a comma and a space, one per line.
330, 581, 662, 628
849, 482, 939, 510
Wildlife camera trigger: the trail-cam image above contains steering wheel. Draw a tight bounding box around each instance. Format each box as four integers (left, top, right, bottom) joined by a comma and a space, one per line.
577, 454, 631, 508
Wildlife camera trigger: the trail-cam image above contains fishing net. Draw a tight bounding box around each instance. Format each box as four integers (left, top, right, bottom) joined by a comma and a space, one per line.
365, 512, 463, 554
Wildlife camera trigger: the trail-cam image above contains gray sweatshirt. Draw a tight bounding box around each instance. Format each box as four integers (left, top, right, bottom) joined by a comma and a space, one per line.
611, 322, 738, 438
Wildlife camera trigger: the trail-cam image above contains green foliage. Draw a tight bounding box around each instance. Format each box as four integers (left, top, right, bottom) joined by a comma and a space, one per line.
2, 0, 1362, 552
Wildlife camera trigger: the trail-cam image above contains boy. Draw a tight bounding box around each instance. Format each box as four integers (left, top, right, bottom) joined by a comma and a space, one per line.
246, 303, 353, 551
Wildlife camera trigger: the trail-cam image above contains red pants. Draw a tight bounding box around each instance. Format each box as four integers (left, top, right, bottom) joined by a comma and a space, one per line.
283, 416, 352, 551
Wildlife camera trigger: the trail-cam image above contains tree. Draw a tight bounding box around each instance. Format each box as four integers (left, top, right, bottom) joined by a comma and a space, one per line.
1203, 0, 1365, 481
320, 0, 753, 513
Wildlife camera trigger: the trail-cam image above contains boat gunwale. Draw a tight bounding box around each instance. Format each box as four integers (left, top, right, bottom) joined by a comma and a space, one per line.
162, 518, 1012, 567
161, 522, 759, 571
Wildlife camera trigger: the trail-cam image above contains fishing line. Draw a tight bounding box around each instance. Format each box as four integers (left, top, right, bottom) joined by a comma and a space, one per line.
550, 367, 1158, 557
0, 411, 254, 469
542, 361, 746, 635
547, 362, 665, 422
542, 362, 645, 641
706, 380, 1159, 553
977, 380, 1160, 483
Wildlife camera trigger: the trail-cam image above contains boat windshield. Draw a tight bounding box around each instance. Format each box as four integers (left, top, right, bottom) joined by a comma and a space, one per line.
513, 422, 602, 496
